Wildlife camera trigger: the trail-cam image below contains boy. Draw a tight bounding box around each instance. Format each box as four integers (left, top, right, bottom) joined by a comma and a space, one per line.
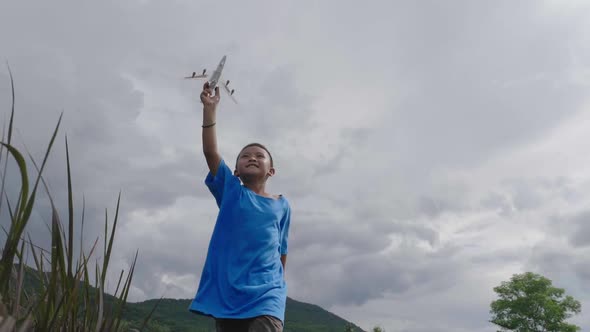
189, 82, 291, 332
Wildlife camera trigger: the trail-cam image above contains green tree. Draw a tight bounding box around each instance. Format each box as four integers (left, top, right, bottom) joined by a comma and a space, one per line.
372, 326, 385, 332
490, 272, 581, 332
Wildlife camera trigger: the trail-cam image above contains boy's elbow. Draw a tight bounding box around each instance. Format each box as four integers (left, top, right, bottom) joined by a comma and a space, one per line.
203, 151, 221, 174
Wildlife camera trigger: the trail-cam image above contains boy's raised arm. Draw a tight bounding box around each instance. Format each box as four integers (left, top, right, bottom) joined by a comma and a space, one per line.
200, 82, 222, 176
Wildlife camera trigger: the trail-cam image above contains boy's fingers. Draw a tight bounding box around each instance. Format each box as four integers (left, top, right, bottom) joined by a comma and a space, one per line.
203, 82, 213, 94
200, 82, 220, 102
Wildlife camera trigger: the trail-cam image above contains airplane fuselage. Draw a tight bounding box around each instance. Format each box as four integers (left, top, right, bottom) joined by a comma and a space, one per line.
208, 55, 226, 90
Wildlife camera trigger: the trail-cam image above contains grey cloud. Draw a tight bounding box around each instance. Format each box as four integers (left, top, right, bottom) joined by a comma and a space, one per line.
478, 177, 578, 217
480, 192, 514, 216
506, 177, 575, 211
416, 196, 444, 218
282, 205, 448, 307
568, 210, 590, 248
529, 246, 572, 272
539, 209, 590, 248
218, 64, 317, 144
574, 262, 590, 281
290, 241, 463, 307
526, 242, 590, 297
469, 248, 524, 266
289, 222, 391, 264
413, 194, 471, 219
371, 220, 439, 247
366, 1, 590, 171
312, 128, 373, 178
511, 185, 544, 211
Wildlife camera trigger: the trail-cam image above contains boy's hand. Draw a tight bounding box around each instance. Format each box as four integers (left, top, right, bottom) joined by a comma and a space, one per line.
200, 82, 220, 111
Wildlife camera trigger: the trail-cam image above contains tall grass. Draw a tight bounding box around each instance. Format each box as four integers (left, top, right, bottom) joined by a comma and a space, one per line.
0, 66, 155, 331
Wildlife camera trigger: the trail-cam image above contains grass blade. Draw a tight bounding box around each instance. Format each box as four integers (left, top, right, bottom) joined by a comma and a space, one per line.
79, 195, 85, 263
0, 112, 62, 300
101, 192, 121, 287
18, 314, 34, 332
95, 264, 104, 332
46, 291, 66, 331
19, 112, 62, 226
5, 62, 15, 145
112, 250, 138, 332
0, 142, 29, 298
13, 240, 26, 318
27, 233, 47, 295
0, 62, 16, 215
81, 252, 92, 330
0, 122, 6, 215
112, 269, 125, 300
65, 136, 74, 281
139, 295, 164, 332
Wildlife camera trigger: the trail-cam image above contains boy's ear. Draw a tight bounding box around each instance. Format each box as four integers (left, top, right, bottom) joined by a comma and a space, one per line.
267, 167, 276, 177
234, 169, 239, 177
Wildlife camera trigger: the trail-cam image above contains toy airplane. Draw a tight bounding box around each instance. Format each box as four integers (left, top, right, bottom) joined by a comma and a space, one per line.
185, 55, 237, 104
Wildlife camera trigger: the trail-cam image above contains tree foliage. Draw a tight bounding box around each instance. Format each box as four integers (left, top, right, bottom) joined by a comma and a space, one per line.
490, 272, 581, 332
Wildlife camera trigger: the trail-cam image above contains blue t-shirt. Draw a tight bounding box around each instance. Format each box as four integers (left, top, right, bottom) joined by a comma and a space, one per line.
189, 159, 291, 322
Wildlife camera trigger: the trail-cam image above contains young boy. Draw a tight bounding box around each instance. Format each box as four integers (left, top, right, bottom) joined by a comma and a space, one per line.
189, 82, 291, 332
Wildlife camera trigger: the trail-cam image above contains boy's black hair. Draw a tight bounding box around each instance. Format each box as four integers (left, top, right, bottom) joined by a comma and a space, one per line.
236, 143, 274, 168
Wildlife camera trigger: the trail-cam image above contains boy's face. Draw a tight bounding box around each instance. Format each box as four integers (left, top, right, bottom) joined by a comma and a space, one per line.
234, 146, 275, 180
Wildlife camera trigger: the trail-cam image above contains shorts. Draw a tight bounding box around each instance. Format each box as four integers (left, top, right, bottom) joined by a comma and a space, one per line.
215, 315, 283, 332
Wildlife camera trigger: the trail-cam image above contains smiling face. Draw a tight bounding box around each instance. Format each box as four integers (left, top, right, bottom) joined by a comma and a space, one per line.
234, 144, 275, 183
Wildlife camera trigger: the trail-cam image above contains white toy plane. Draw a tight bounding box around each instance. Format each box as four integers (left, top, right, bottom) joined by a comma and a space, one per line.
185, 55, 237, 104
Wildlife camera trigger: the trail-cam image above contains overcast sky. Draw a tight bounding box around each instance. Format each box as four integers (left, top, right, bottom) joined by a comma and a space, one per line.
2, 0, 590, 331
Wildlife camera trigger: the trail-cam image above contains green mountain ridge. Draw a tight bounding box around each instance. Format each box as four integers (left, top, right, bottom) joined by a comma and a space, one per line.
123, 296, 365, 332
17, 265, 365, 331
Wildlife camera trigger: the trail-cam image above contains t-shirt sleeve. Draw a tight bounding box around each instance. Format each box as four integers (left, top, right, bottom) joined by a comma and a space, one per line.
279, 203, 291, 255
204, 159, 237, 207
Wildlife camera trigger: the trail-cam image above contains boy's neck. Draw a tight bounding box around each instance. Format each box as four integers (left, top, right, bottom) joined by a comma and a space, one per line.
243, 181, 268, 196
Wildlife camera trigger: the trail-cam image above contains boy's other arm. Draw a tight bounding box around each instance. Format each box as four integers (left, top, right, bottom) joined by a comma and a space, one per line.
281, 254, 287, 272
200, 83, 222, 176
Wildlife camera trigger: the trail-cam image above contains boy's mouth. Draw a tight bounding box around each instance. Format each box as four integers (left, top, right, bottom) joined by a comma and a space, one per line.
246, 164, 258, 168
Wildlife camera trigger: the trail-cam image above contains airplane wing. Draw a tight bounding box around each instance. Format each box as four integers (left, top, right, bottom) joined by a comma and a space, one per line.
184, 75, 207, 79
184, 70, 208, 79
220, 78, 238, 104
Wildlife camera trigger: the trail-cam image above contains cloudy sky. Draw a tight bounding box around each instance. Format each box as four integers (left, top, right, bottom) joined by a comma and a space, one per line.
2, 0, 590, 331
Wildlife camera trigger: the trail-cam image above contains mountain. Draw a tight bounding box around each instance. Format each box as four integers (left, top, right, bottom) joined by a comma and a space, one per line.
14, 265, 364, 331
122, 297, 365, 332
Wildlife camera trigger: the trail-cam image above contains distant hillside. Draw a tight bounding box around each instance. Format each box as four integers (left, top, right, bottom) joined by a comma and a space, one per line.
17, 265, 364, 331
122, 297, 365, 332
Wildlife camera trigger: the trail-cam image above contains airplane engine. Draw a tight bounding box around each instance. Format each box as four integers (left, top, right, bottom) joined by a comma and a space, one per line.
226, 80, 230, 86
231, 89, 235, 95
